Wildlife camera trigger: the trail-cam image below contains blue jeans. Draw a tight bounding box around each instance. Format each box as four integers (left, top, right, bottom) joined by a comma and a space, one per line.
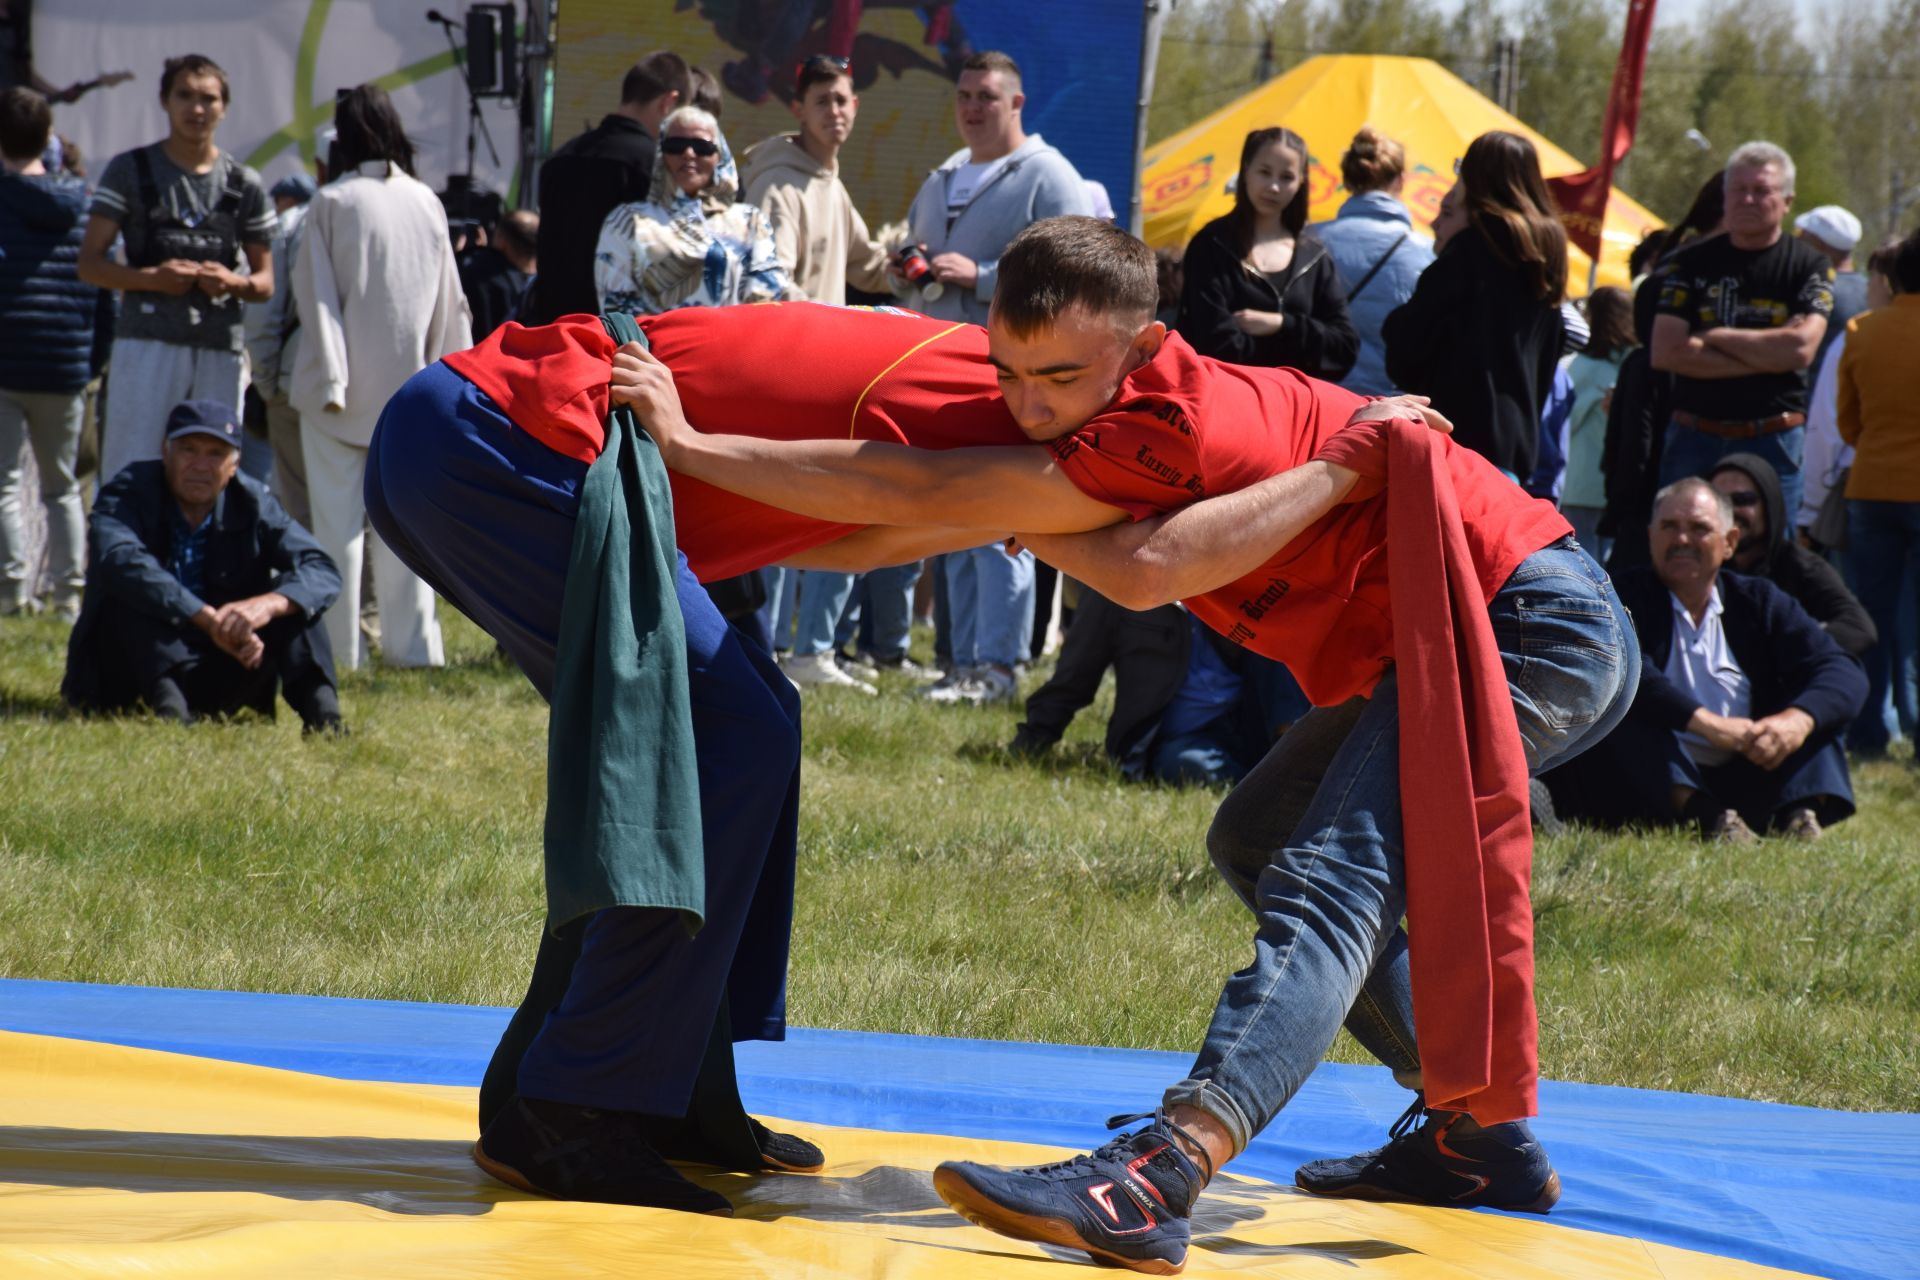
859, 560, 922, 661
759, 564, 801, 652
1165, 541, 1639, 1152
365, 361, 802, 1118
791, 569, 858, 657
945, 542, 1035, 669
1659, 419, 1806, 528
1845, 499, 1920, 754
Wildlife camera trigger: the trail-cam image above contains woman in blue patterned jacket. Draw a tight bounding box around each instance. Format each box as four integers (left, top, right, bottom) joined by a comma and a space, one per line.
594, 106, 798, 315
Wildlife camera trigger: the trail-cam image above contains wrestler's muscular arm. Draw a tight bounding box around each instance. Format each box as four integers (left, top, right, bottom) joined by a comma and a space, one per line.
613, 342, 1129, 535
1017, 461, 1361, 610
1016, 397, 1449, 609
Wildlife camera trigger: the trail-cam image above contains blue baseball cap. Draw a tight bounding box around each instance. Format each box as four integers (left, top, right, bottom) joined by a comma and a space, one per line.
164, 400, 243, 450
270, 172, 318, 204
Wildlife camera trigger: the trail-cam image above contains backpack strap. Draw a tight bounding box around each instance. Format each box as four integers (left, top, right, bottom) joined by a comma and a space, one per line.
132, 145, 160, 214
215, 153, 249, 217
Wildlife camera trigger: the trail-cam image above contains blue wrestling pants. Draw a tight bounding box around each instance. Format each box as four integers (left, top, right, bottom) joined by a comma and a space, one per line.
365, 360, 801, 1122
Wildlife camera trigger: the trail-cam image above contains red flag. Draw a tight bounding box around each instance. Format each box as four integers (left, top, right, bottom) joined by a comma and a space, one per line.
1546, 0, 1658, 263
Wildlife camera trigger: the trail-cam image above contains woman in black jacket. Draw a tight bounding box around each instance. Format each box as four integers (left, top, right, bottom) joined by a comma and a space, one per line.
1383, 130, 1569, 480
1177, 126, 1359, 381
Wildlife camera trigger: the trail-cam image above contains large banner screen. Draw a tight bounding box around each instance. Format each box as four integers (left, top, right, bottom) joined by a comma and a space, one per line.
552, 1, 1144, 229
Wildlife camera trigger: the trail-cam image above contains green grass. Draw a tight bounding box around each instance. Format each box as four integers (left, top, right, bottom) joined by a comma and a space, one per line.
2, 610, 1915, 1112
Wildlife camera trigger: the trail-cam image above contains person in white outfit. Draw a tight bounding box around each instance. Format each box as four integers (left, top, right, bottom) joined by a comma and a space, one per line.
291, 84, 471, 669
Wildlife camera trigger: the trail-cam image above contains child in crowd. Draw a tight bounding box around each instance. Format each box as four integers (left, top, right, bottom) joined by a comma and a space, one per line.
1561, 286, 1635, 557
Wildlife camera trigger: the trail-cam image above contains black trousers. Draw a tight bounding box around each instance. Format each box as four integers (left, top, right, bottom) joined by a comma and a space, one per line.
81, 597, 337, 724
1543, 712, 1856, 832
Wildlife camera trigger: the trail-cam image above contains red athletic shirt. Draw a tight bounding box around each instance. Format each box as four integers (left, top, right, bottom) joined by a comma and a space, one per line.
444, 303, 1029, 579
1047, 335, 1572, 704
444, 306, 1570, 705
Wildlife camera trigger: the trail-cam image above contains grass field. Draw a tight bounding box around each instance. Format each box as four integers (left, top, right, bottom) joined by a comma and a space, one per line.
2, 609, 1915, 1113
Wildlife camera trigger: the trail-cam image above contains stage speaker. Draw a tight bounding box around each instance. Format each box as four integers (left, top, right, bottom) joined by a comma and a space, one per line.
464, 3, 519, 98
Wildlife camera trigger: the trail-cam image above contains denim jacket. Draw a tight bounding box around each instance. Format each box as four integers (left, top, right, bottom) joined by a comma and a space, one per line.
1307, 192, 1435, 396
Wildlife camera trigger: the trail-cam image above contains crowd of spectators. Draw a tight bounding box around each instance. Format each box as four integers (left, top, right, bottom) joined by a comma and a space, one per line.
2, 41, 1916, 838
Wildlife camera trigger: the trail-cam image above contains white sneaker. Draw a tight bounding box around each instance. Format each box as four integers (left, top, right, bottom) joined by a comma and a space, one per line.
785, 651, 878, 695
920, 665, 976, 701
868, 652, 941, 681
835, 651, 880, 680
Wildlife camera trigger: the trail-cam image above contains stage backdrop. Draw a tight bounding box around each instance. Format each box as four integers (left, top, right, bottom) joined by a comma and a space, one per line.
550, 1, 1145, 231
30, 0, 521, 201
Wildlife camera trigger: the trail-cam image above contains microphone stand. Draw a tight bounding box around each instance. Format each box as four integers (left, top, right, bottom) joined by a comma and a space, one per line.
429, 10, 500, 182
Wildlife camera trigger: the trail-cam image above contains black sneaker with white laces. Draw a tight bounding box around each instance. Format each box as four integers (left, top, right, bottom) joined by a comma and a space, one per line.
933, 1111, 1210, 1275
1295, 1095, 1561, 1212
473, 1094, 733, 1214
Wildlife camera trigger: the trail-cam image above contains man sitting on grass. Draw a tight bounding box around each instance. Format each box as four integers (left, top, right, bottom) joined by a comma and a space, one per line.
1542, 477, 1865, 843
62, 399, 342, 732
604, 216, 1639, 1273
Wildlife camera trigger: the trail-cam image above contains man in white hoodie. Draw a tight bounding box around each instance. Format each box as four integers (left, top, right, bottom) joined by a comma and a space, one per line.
740, 54, 898, 692
899, 50, 1090, 705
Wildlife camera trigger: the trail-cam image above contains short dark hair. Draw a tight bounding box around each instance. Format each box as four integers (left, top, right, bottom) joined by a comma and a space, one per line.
621, 50, 692, 108
688, 65, 722, 117
495, 208, 539, 260
333, 84, 416, 177
1891, 228, 1920, 296
960, 50, 1022, 87
0, 86, 52, 162
794, 54, 851, 101
993, 216, 1158, 338
160, 54, 231, 105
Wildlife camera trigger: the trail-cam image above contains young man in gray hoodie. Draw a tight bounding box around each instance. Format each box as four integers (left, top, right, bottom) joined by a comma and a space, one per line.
899, 50, 1090, 704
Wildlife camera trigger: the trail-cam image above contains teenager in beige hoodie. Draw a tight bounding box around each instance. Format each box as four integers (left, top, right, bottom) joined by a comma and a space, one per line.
739, 55, 891, 308
739, 55, 900, 693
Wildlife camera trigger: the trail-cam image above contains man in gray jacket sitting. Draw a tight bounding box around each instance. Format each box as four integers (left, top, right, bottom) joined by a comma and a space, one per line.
896, 49, 1090, 706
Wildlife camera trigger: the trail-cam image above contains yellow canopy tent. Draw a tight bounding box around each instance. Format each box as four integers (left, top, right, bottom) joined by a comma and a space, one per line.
1142, 54, 1663, 294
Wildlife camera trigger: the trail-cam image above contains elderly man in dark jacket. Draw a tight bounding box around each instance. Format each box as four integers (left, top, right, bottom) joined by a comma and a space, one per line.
0, 85, 111, 618
1709, 451, 1876, 656
1544, 477, 1866, 842
63, 399, 343, 730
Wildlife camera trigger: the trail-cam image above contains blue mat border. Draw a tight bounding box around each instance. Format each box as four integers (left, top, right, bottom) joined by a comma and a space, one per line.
3, 978, 1914, 1280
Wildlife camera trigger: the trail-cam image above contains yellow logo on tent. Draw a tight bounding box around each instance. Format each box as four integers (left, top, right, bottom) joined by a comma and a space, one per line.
1145, 157, 1215, 214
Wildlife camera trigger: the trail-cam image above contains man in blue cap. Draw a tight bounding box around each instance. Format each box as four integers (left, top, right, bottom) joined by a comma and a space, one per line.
62, 398, 344, 730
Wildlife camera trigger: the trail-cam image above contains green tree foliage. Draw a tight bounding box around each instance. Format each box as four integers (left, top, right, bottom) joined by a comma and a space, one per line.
1149, 0, 1920, 240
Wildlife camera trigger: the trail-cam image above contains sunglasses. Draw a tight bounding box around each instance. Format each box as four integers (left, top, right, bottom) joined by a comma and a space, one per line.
794, 54, 851, 83
661, 136, 720, 158
1723, 489, 1763, 508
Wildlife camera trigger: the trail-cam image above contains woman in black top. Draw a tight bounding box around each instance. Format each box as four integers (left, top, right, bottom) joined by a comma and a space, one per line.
1383, 130, 1569, 479
1177, 126, 1358, 381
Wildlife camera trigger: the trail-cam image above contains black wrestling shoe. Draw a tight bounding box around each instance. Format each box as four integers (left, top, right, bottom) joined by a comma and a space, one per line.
473, 1094, 733, 1214
1295, 1096, 1561, 1213
933, 1111, 1209, 1275
646, 1113, 826, 1173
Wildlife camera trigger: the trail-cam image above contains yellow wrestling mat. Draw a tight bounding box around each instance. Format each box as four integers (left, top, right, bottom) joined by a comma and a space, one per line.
0, 1030, 1813, 1278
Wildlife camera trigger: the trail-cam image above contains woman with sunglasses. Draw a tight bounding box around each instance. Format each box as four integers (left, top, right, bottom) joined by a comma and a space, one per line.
594, 106, 798, 315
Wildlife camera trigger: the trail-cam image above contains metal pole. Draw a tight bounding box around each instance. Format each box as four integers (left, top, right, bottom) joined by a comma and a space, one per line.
1129, 0, 1172, 238
520, 0, 555, 210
